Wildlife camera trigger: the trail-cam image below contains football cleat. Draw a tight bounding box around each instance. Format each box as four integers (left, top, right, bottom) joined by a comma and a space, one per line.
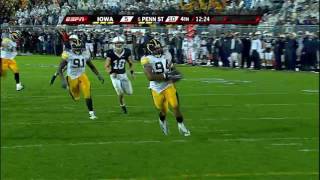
178, 122, 191, 136
121, 105, 128, 114
89, 111, 97, 120
159, 119, 169, 135
16, 83, 24, 91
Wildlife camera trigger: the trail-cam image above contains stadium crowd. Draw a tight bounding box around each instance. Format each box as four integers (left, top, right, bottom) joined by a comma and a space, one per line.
1, 0, 318, 26
1, 27, 319, 71
0, 0, 319, 71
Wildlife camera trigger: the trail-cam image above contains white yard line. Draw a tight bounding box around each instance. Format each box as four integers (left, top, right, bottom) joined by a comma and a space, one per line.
174, 171, 319, 178
271, 143, 303, 146
1, 137, 317, 149
1, 92, 305, 99
100, 171, 318, 180
302, 90, 319, 93
298, 149, 318, 152
1, 117, 315, 126
211, 137, 317, 142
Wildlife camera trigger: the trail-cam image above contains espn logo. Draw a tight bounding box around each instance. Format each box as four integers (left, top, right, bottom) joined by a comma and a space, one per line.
63, 16, 89, 24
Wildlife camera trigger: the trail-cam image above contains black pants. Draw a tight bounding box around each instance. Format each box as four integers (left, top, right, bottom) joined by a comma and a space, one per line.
285, 52, 296, 70
242, 54, 249, 68
176, 49, 183, 64
275, 53, 282, 70
169, 48, 175, 63
248, 50, 261, 69
220, 52, 229, 67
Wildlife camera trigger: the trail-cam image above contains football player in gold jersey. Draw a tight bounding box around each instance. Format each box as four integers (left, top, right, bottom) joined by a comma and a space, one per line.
58, 38, 104, 119
141, 39, 190, 136
1, 31, 24, 91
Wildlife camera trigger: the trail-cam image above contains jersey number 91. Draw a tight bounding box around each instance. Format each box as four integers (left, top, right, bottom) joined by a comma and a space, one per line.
72, 59, 85, 68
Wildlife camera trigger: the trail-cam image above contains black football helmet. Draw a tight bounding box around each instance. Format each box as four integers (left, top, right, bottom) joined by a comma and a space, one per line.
146, 39, 163, 57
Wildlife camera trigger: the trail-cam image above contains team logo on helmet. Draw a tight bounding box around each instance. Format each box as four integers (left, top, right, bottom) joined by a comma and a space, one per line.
70, 39, 82, 54
146, 39, 163, 56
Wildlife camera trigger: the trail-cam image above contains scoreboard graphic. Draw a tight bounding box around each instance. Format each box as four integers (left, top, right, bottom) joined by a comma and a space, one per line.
63, 15, 262, 25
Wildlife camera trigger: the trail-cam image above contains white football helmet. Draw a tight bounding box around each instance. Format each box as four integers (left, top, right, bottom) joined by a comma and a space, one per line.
69, 34, 79, 41
112, 36, 125, 51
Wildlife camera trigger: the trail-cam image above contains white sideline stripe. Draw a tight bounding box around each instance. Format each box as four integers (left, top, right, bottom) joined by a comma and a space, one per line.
1, 137, 317, 149
211, 137, 317, 142
299, 149, 318, 152
2, 117, 314, 126
2, 92, 309, 99
271, 143, 302, 146
173, 171, 319, 178
101, 171, 319, 179
302, 90, 319, 93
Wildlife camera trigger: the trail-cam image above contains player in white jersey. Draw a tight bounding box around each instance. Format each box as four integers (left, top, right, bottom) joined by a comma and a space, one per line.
141, 39, 190, 136
105, 36, 134, 114
1, 31, 24, 91
58, 38, 104, 120
50, 34, 80, 85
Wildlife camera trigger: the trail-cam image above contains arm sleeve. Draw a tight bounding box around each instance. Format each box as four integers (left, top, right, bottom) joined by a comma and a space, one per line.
83, 50, 91, 60
106, 50, 112, 58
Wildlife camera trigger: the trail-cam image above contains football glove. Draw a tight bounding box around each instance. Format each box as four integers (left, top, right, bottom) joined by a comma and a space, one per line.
164, 70, 183, 82
50, 74, 57, 85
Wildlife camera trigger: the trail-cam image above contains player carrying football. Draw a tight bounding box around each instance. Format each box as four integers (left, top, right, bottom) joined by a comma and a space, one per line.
141, 39, 191, 136
1, 31, 24, 91
58, 38, 104, 120
105, 36, 134, 114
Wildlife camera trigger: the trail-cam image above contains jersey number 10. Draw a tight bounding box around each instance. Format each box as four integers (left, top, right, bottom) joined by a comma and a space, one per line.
113, 59, 126, 69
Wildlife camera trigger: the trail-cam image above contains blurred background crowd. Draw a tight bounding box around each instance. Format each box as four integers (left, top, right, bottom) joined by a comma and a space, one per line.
0, 0, 319, 72
0, 0, 319, 26
1, 26, 319, 71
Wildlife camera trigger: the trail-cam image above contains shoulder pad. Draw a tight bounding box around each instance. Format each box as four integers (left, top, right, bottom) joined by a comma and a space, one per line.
61, 51, 69, 60
141, 56, 150, 65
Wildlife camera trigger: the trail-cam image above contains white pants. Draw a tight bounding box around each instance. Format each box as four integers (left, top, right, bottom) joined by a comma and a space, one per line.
264, 52, 273, 61
200, 47, 208, 57
228, 52, 240, 66
187, 48, 197, 64
85, 43, 94, 53
110, 73, 133, 95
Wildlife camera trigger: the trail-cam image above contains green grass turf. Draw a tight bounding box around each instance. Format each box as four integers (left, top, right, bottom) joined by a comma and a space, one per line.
1, 55, 319, 179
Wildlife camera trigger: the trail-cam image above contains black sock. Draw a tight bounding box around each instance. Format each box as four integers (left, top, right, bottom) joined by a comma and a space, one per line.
14, 73, 20, 84
159, 112, 166, 122
85, 98, 93, 111
176, 116, 183, 123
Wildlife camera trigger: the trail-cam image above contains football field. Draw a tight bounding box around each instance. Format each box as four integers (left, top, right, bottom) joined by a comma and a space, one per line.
1, 55, 319, 179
